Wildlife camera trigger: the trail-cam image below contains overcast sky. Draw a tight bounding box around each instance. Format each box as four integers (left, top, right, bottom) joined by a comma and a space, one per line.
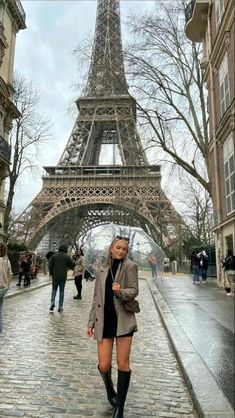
13, 0, 155, 212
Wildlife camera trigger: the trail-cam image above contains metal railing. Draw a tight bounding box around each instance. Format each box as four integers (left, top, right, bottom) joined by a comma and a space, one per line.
43, 165, 161, 177
0, 135, 11, 163
185, 0, 196, 23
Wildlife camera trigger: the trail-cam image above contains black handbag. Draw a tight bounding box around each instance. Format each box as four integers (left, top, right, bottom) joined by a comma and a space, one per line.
122, 299, 140, 313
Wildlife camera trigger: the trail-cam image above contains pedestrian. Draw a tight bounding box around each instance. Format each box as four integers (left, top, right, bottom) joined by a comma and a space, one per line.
73, 248, 85, 300
190, 250, 200, 283
0, 242, 13, 333
198, 250, 209, 283
46, 250, 55, 261
16, 253, 26, 286
222, 249, 235, 296
163, 256, 170, 273
86, 236, 139, 418
23, 253, 32, 287
49, 244, 74, 312
147, 252, 157, 279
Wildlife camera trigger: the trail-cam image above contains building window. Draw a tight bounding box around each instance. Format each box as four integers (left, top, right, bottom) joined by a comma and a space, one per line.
224, 135, 235, 215
225, 235, 234, 253
219, 54, 230, 116
215, 0, 224, 28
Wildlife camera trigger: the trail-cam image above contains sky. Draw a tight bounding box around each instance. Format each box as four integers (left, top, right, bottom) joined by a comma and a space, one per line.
13, 0, 155, 212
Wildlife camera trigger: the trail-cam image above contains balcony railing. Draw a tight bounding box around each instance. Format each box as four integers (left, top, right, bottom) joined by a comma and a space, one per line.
185, 0, 196, 23
0, 135, 11, 163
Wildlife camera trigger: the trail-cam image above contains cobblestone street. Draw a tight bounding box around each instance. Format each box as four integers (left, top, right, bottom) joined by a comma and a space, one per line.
0, 279, 197, 418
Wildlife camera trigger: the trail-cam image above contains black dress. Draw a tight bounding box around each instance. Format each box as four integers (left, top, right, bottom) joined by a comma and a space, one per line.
102, 259, 133, 339
102, 259, 120, 338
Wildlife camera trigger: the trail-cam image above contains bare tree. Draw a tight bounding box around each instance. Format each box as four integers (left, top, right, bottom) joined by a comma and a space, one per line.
125, 1, 210, 194
172, 168, 214, 247
4, 73, 51, 239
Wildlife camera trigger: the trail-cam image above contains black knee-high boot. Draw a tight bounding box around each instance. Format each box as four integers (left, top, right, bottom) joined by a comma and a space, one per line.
98, 365, 117, 408
112, 370, 131, 418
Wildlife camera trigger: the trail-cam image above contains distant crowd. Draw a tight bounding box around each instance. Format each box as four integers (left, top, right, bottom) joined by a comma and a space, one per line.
191, 249, 235, 295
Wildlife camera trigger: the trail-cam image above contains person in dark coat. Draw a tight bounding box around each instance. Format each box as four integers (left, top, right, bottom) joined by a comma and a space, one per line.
198, 250, 209, 283
222, 249, 235, 296
49, 244, 74, 312
87, 236, 139, 418
190, 251, 200, 283
23, 253, 32, 287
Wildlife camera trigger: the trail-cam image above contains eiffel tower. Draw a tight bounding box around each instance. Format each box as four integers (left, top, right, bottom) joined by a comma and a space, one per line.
15, 0, 181, 250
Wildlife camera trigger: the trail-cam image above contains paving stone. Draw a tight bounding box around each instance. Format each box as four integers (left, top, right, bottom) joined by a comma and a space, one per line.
0, 280, 197, 417
0, 410, 26, 417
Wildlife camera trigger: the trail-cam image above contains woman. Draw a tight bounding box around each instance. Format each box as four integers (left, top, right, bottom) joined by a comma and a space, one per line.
87, 236, 139, 418
0, 243, 13, 333
73, 248, 85, 299
147, 253, 157, 279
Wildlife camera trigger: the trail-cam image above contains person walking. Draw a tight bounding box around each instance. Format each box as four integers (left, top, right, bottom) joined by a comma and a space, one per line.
16, 253, 26, 286
198, 250, 209, 283
222, 249, 235, 296
49, 244, 74, 312
23, 253, 32, 287
86, 236, 139, 418
163, 256, 170, 273
147, 253, 157, 279
190, 250, 200, 283
0, 243, 13, 333
73, 248, 85, 300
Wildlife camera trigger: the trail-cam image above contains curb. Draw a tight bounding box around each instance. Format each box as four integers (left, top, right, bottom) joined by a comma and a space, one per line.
6, 276, 77, 299
6, 281, 51, 299
146, 277, 234, 418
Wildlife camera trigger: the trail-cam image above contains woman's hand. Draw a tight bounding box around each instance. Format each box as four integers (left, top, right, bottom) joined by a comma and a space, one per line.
86, 327, 94, 337
112, 282, 121, 293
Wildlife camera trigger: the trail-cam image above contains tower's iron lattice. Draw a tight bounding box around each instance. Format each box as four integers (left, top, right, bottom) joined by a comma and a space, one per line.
14, 0, 182, 250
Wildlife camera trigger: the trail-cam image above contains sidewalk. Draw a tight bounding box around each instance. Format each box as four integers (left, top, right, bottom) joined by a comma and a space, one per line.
2, 275, 196, 418
140, 270, 234, 417
7, 274, 52, 298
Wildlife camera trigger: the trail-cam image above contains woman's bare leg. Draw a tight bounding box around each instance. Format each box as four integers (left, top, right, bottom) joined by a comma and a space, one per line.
97, 338, 114, 372
116, 336, 133, 371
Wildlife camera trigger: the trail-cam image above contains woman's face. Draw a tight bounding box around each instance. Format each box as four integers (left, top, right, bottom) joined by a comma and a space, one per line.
77, 250, 81, 256
111, 239, 128, 260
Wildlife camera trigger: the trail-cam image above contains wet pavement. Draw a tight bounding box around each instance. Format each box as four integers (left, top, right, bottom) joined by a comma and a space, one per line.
0, 276, 197, 418
148, 273, 234, 417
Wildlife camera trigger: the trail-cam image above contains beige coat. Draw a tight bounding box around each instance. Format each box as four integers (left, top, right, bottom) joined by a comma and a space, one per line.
87, 258, 139, 342
0, 256, 12, 289
73, 255, 85, 276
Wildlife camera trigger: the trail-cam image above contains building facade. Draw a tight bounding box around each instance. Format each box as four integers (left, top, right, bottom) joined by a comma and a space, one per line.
0, 0, 26, 241
185, 0, 235, 285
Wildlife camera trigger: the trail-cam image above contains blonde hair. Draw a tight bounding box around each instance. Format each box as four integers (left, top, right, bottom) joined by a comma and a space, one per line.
103, 237, 129, 267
